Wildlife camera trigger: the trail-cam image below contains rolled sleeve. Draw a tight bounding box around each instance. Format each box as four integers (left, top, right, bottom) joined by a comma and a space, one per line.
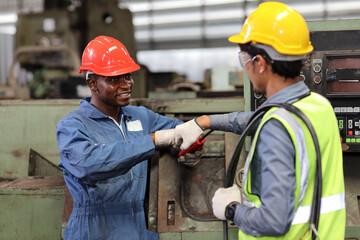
210, 112, 252, 134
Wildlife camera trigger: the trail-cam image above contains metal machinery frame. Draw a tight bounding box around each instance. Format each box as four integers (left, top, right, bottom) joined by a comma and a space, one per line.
0, 97, 244, 240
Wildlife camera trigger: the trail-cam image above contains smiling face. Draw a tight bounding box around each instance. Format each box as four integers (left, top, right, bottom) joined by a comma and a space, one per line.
87, 73, 134, 109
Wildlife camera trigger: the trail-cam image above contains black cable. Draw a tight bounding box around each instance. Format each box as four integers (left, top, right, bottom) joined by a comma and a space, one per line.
223, 220, 228, 240
225, 108, 266, 188
222, 108, 267, 240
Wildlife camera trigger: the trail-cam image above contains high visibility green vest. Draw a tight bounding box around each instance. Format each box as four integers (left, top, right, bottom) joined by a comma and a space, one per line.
238, 92, 345, 240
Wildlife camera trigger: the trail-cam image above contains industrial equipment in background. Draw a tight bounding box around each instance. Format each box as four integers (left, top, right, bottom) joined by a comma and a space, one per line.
248, 19, 360, 239
146, 67, 244, 100
0, 17, 359, 240
0, 0, 244, 101
0, 0, 147, 99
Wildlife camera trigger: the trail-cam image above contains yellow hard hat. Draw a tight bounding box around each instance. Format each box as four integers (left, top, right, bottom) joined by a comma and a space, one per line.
229, 2, 313, 56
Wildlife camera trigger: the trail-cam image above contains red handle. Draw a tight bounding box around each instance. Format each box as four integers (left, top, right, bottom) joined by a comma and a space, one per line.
178, 135, 206, 157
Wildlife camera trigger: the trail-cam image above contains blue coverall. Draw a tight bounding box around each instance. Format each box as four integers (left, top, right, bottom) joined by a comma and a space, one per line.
56, 98, 182, 240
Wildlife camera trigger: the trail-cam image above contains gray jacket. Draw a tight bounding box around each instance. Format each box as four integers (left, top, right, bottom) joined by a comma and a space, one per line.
210, 82, 311, 236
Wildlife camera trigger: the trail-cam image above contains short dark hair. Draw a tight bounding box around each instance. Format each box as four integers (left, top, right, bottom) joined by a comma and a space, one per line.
239, 43, 303, 79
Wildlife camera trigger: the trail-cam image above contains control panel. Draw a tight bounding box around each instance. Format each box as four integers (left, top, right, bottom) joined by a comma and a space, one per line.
336, 108, 360, 144
301, 30, 360, 152
251, 29, 360, 152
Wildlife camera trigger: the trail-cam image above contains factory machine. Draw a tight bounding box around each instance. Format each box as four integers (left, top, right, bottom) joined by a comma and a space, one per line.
0, 0, 147, 100
0, 15, 360, 240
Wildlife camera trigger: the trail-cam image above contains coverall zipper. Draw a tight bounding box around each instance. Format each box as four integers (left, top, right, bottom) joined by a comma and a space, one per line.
109, 115, 139, 239
109, 115, 134, 183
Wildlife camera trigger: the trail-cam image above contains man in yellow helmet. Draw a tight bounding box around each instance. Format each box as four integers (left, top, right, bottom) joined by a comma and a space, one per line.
174, 2, 345, 239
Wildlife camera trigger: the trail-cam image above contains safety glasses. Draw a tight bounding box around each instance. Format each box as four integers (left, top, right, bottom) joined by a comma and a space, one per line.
238, 52, 257, 68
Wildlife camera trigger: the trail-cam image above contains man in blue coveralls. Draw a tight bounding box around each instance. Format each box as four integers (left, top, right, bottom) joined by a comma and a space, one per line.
56, 36, 182, 240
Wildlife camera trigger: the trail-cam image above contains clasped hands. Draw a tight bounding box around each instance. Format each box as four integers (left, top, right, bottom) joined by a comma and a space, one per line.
154, 118, 204, 167
155, 118, 204, 150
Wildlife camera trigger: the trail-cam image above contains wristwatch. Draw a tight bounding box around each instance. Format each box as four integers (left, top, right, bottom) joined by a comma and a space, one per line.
225, 202, 237, 221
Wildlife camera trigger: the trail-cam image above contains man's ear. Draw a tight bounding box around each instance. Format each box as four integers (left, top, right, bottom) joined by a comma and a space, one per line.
86, 78, 97, 91
256, 55, 267, 73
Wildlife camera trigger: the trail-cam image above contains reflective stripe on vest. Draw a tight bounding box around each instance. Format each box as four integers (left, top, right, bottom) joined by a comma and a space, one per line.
242, 108, 309, 208
273, 108, 309, 206
268, 109, 345, 225
292, 192, 346, 225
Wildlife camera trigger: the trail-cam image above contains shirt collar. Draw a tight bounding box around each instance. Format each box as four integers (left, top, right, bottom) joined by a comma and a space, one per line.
80, 97, 132, 120
263, 81, 310, 105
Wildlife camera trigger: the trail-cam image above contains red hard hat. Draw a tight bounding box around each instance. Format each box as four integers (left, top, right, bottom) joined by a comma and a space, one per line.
78, 36, 140, 76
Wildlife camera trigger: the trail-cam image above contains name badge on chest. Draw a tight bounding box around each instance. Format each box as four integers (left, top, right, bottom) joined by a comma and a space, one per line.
126, 120, 143, 131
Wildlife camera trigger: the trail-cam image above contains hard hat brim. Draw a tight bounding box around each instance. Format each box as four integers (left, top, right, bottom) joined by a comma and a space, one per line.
228, 34, 245, 44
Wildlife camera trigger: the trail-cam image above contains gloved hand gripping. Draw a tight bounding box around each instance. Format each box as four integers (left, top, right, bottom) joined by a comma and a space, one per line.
155, 129, 176, 148
175, 118, 204, 150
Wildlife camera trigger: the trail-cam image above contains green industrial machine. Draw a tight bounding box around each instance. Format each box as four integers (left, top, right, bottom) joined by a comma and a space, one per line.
1, 0, 147, 100
0, 97, 244, 240
1, 18, 360, 240
0, 176, 66, 240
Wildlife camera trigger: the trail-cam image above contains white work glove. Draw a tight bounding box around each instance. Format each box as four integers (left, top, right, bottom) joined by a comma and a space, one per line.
154, 129, 176, 148
212, 185, 241, 220
175, 118, 204, 150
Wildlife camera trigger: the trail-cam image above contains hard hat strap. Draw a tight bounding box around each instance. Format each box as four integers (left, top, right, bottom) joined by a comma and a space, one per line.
86, 71, 95, 79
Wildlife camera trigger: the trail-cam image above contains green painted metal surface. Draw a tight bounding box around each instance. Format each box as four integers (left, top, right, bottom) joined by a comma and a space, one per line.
345, 226, 360, 239
159, 228, 239, 240
307, 19, 360, 32
148, 91, 197, 99
0, 97, 244, 240
133, 98, 244, 114
160, 232, 182, 240
0, 100, 79, 179
0, 98, 243, 180
0, 176, 65, 240
0, 189, 65, 240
